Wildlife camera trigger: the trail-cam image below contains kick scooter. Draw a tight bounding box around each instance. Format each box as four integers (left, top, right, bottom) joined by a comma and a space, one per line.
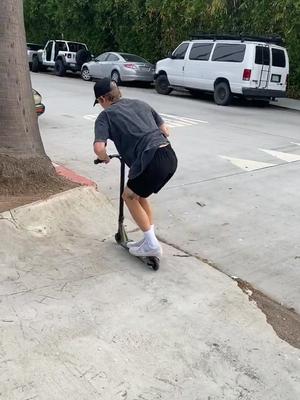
94, 155, 160, 271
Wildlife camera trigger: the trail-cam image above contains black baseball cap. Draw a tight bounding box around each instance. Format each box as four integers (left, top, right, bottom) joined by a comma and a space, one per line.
93, 78, 113, 106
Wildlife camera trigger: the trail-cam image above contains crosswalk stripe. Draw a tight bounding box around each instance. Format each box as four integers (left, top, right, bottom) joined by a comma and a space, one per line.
259, 148, 300, 162
84, 114, 97, 121
83, 113, 207, 128
291, 142, 300, 146
166, 118, 199, 125
219, 156, 275, 171
160, 113, 208, 124
163, 119, 191, 127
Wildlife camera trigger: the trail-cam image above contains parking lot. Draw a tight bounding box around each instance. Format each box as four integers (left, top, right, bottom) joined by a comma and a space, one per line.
32, 71, 300, 313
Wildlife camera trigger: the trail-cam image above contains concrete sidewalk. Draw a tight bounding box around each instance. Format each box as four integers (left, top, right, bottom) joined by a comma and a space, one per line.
271, 97, 300, 111
0, 186, 299, 399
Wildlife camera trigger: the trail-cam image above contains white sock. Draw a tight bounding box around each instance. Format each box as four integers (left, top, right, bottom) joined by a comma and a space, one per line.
150, 224, 154, 232
144, 228, 158, 248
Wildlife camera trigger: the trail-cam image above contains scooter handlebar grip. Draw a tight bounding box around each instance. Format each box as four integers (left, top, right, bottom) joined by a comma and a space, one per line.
94, 155, 120, 164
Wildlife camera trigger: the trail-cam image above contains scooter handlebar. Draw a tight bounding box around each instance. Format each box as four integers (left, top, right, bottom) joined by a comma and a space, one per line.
94, 154, 121, 164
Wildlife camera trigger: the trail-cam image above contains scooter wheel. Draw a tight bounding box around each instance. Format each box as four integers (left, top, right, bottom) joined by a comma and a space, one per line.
151, 257, 160, 271
115, 232, 121, 244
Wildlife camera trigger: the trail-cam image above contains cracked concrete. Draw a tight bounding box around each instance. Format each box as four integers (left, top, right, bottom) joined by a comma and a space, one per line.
0, 186, 299, 399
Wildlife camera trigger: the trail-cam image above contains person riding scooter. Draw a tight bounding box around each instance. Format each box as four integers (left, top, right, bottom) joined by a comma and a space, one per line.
93, 78, 177, 258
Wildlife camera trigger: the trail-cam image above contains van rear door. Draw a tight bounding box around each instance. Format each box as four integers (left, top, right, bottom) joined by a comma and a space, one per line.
268, 46, 288, 92
252, 45, 271, 89
252, 45, 288, 93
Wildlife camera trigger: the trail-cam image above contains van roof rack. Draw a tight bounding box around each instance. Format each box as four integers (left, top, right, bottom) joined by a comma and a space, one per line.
190, 34, 283, 45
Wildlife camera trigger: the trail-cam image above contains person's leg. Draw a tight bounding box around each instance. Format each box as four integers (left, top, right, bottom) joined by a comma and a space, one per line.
127, 197, 154, 248
123, 186, 161, 256
122, 187, 150, 232
139, 197, 153, 226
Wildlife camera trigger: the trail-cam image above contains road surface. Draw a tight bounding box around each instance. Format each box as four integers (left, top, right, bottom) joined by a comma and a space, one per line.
31, 72, 300, 312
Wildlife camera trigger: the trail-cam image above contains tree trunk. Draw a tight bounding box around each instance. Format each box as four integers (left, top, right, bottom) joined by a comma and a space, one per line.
0, 0, 55, 194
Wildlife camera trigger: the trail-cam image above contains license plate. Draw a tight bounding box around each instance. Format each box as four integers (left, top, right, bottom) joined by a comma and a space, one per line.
271, 74, 281, 83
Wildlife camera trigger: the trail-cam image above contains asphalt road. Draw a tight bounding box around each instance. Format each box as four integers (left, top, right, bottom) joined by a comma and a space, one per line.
31, 71, 300, 312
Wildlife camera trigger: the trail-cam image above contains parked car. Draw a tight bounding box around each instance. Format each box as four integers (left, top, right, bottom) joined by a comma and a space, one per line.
32, 40, 91, 76
27, 43, 43, 69
155, 34, 289, 105
81, 52, 155, 84
33, 89, 45, 117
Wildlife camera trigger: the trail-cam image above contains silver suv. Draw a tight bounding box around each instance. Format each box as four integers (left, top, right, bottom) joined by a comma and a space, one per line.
32, 40, 91, 76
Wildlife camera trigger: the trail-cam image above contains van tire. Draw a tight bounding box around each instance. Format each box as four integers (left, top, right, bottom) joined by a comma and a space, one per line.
214, 81, 232, 106
155, 74, 172, 95
55, 59, 66, 76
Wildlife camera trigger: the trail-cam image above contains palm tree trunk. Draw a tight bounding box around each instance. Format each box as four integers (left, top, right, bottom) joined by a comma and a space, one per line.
0, 0, 55, 194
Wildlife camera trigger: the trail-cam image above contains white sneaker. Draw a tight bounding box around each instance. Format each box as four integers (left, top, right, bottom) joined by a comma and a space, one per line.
129, 241, 162, 258
127, 238, 145, 248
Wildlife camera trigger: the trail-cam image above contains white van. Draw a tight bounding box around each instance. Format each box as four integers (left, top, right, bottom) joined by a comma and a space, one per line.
154, 35, 289, 105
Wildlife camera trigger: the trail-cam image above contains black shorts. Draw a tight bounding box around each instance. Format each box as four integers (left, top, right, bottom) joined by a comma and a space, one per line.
127, 145, 177, 198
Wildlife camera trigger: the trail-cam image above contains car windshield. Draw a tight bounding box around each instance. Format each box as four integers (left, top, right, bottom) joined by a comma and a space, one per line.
67, 42, 86, 52
27, 43, 43, 51
120, 53, 148, 63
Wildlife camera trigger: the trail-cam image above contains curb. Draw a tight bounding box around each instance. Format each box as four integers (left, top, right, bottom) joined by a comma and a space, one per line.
271, 99, 300, 111
53, 162, 97, 187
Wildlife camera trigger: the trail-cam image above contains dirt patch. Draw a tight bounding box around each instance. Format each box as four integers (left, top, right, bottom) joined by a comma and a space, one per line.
236, 279, 300, 349
0, 179, 79, 212
157, 237, 300, 349
0, 155, 79, 212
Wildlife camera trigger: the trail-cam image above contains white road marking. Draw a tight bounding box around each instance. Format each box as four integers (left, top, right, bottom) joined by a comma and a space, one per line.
160, 113, 208, 124
219, 156, 275, 171
162, 118, 190, 128
259, 148, 300, 162
84, 114, 98, 122
291, 142, 300, 146
83, 113, 208, 128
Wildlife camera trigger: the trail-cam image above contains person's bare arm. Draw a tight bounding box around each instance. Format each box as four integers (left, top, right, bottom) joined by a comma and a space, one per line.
159, 123, 170, 137
94, 142, 110, 163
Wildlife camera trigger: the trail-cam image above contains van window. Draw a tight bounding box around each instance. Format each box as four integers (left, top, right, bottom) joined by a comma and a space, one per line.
189, 43, 214, 61
272, 49, 286, 67
212, 44, 246, 62
255, 46, 270, 65
172, 43, 189, 60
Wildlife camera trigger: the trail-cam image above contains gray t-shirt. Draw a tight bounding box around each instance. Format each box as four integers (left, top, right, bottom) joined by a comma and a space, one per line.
94, 98, 169, 179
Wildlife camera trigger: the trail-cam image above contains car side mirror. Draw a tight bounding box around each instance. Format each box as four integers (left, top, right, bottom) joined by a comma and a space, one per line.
167, 53, 175, 59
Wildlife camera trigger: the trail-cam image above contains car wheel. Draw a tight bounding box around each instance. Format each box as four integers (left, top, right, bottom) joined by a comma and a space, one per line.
155, 74, 172, 95
81, 67, 91, 81
214, 81, 232, 106
111, 70, 121, 84
32, 56, 39, 73
55, 59, 66, 76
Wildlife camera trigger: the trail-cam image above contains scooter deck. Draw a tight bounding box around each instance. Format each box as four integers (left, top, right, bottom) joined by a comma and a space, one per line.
118, 241, 160, 271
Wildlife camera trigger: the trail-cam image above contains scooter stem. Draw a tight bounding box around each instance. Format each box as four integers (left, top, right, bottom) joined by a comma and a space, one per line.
119, 158, 125, 224
118, 158, 129, 243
